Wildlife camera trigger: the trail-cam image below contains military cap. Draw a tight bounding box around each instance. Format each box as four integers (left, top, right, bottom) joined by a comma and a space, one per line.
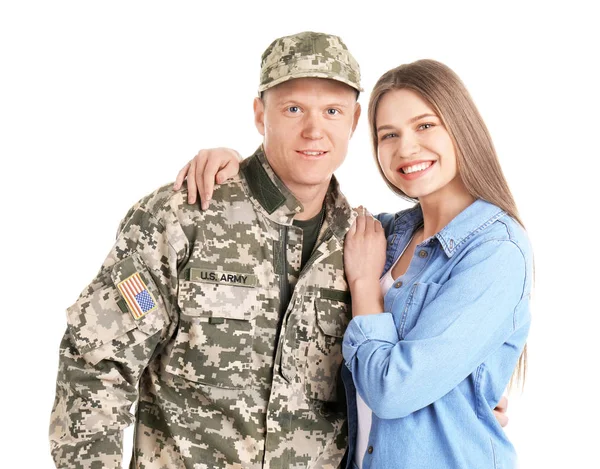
258, 31, 362, 93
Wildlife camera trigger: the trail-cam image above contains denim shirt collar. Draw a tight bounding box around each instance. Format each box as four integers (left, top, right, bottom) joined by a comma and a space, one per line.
391, 199, 506, 258
436, 199, 506, 257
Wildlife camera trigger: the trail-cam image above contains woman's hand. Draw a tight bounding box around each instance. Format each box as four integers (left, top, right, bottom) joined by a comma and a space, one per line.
173, 148, 242, 209
344, 208, 387, 316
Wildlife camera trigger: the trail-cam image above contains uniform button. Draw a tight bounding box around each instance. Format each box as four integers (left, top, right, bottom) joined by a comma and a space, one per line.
394, 281, 403, 288
367, 446, 374, 454
418, 250, 428, 258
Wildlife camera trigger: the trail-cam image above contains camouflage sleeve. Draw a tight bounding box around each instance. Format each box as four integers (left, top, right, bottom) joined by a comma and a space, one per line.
49, 199, 184, 469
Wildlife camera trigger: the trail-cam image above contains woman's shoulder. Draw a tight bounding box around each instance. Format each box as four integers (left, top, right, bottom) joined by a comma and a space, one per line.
471, 209, 531, 258
456, 203, 533, 283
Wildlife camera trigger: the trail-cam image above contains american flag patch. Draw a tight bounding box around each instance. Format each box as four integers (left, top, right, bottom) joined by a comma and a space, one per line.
116, 273, 157, 319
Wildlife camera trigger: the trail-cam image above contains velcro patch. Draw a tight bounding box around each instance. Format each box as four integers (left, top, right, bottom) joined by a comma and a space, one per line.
116, 272, 158, 319
190, 268, 257, 288
320, 287, 351, 304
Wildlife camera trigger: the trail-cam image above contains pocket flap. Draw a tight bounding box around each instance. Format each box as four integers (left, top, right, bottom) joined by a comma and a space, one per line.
178, 279, 254, 321
409, 282, 443, 307
315, 289, 352, 338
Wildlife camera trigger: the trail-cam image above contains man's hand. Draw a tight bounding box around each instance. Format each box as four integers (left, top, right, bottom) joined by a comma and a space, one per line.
493, 395, 509, 427
174, 148, 242, 209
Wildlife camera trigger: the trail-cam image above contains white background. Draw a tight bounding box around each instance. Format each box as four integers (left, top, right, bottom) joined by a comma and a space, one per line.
1, 1, 597, 468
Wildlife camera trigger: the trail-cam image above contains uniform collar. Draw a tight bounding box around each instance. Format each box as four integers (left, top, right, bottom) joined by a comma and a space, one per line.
240, 146, 303, 223
322, 176, 357, 241
240, 146, 355, 239
392, 199, 506, 258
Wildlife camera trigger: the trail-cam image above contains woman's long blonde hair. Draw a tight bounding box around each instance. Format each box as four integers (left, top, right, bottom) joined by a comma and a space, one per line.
368, 59, 527, 387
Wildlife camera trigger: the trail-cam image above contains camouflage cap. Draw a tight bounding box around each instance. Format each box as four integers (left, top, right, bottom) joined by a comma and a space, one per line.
259, 31, 362, 93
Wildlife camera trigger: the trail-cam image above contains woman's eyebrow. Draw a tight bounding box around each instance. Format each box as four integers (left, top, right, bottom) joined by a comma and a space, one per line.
409, 113, 438, 123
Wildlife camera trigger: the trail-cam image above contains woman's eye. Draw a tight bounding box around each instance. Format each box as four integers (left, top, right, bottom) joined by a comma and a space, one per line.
327, 108, 340, 115
381, 133, 397, 140
418, 123, 433, 130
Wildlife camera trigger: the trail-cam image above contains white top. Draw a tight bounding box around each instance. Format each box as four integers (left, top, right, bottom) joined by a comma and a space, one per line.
354, 237, 412, 468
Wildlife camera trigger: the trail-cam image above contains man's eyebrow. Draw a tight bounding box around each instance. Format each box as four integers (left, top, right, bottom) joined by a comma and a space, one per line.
276, 99, 301, 106
276, 101, 352, 108
327, 102, 351, 108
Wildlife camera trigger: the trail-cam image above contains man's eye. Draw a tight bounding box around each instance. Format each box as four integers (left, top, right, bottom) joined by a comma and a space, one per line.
288, 106, 300, 113
327, 108, 340, 115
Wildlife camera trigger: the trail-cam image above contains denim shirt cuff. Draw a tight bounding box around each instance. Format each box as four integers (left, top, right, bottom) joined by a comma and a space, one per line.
342, 313, 398, 366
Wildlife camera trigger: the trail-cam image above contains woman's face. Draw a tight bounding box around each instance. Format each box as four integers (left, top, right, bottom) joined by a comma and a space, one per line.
375, 88, 467, 202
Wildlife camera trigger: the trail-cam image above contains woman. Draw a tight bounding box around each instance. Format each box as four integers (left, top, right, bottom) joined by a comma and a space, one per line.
176, 60, 531, 469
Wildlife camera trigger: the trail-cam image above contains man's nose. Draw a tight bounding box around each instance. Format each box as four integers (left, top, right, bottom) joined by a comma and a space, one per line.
301, 113, 324, 140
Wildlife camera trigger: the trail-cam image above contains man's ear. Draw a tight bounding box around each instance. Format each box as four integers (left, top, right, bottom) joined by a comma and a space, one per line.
351, 102, 361, 138
254, 96, 265, 136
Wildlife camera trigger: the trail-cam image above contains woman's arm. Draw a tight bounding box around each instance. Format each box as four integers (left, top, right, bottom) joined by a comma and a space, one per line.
343, 238, 530, 419
173, 148, 242, 208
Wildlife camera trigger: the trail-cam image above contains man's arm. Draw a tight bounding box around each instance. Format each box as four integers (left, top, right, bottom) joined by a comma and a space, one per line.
49, 195, 184, 468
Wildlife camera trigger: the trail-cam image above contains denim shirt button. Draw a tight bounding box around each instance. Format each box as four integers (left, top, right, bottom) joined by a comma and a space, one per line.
449, 239, 455, 249
418, 249, 428, 258
367, 446, 374, 454
394, 281, 403, 288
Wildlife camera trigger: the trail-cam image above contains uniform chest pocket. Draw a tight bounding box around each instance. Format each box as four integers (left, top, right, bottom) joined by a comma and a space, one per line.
399, 282, 443, 338
165, 279, 257, 389
303, 290, 351, 402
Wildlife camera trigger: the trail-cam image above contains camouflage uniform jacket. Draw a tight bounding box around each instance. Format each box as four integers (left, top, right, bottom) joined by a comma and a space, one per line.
50, 147, 356, 469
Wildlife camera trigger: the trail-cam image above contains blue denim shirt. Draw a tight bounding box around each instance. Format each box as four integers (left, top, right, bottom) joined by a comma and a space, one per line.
342, 199, 532, 469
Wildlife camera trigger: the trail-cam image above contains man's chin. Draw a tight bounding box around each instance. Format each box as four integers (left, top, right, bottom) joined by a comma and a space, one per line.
290, 176, 333, 190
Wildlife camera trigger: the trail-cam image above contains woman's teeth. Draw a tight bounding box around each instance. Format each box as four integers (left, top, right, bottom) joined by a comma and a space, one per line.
402, 161, 432, 174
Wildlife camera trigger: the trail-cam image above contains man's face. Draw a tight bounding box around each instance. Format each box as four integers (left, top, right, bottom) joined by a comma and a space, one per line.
254, 78, 360, 194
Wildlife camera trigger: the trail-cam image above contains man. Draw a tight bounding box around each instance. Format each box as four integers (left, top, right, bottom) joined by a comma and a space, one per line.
50, 31, 362, 468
